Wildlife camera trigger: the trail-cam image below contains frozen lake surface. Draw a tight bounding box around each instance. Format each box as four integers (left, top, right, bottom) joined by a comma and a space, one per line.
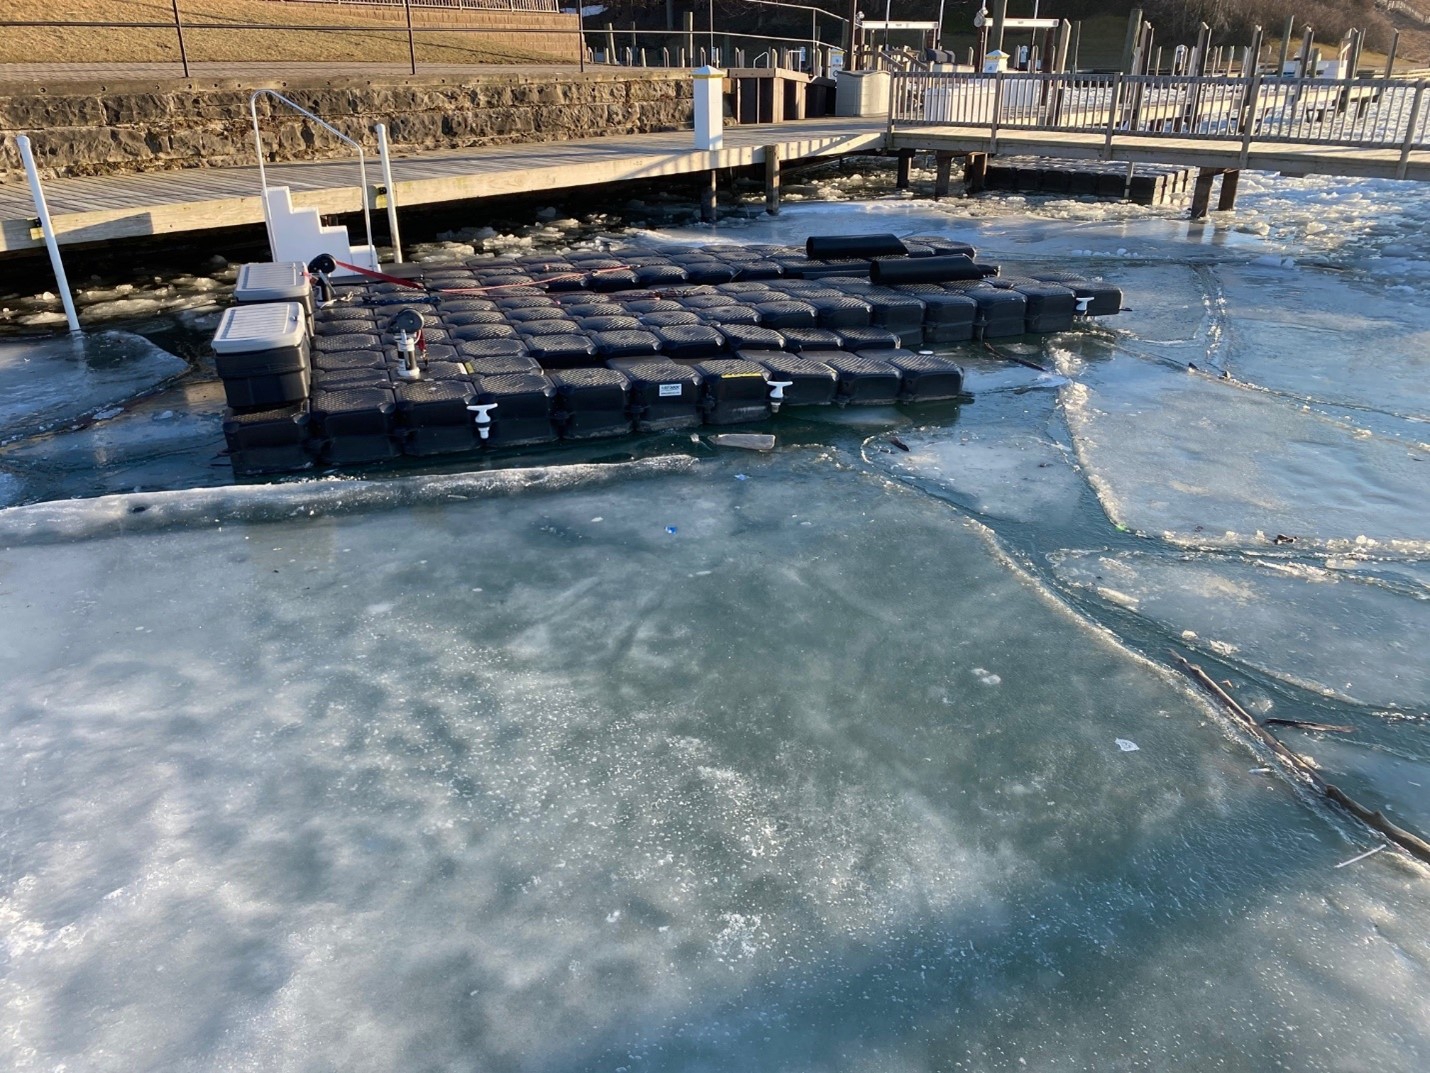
1, 174, 1428, 1071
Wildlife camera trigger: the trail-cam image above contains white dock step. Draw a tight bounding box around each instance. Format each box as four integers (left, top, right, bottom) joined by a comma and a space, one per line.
262, 186, 378, 280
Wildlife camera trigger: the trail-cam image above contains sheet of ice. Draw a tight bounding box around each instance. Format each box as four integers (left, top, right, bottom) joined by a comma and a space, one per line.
1, 455, 1427, 1073
1060, 353, 1430, 551
1210, 263, 1430, 423
0, 331, 189, 441
0, 407, 226, 508
1050, 550, 1430, 712
866, 383, 1087, 525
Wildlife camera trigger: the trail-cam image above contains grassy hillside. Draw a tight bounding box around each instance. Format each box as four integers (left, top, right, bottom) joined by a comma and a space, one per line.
0, 0, 574, 65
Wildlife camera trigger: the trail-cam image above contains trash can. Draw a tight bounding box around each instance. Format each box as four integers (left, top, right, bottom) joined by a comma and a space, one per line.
922, 87, 955, 122
835, 70, 891, 117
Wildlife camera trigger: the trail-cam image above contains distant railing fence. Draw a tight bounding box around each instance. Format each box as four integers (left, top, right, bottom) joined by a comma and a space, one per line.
893, 72, 1429, 171
269, 0, 562, 9
581, 28, 841, 77
1, 13, 839, 78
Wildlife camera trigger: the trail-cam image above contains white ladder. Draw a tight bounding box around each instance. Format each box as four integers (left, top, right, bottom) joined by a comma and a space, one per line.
250, 90, 380, 279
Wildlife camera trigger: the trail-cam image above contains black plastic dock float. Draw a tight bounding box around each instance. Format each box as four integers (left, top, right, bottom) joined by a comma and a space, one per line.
214, 236, 1127, 474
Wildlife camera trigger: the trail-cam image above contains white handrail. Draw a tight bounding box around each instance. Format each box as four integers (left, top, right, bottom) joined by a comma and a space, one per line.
374, 122, 403, 264
249, 89, 374, 261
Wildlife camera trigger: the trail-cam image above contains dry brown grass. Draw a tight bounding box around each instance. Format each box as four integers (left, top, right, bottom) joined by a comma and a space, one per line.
1, 0, 577, 65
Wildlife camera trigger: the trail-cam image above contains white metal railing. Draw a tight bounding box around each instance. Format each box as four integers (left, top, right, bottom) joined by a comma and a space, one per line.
250, 90, 374, 261
893, 71, 1430, 157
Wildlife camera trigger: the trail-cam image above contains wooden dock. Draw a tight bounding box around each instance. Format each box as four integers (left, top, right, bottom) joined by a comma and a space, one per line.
0, 119, 886, 255
2, 101, 1428, 257
887, 126, 1430, 183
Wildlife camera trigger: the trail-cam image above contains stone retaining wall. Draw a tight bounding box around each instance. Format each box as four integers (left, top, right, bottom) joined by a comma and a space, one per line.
0, 70, 693, 181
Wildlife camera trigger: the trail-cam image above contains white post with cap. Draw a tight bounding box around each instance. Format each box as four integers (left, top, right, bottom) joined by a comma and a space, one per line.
692, 65, 725, 150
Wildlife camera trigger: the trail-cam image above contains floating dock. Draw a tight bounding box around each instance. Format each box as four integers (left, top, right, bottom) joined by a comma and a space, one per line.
214, 236, 1123, 475
971, 157, 1197, 206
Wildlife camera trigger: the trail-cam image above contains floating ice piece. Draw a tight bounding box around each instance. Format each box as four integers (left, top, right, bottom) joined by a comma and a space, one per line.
1062, 354, 1430, 551
1052, 550, 1430, 711
1115, 739, 1140, 752
867, 423, 1083, 525
710, 433, 776, 451
0, 331, 187, 440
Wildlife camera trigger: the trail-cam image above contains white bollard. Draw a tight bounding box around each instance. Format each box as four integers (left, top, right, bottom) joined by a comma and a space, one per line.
692, 65, 726, 151
16, 135, 80, 333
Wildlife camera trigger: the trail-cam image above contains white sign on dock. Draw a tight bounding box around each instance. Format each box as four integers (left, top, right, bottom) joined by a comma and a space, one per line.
860, 20, 939, 31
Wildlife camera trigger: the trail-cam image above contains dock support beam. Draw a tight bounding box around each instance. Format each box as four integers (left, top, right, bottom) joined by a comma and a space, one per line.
933, 150, 957, 199
764, 144, 781, 215
1190, 168, 1216, 218
964, 151, 988, 195
895, 148, 914, 190
700, 169, 718, 222
1217, 169, 1241, 212
1190, 167, 1240, 219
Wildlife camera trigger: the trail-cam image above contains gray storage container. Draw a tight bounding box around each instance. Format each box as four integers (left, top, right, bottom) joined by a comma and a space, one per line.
233, 262, 315, 327
212, 302, 312, 409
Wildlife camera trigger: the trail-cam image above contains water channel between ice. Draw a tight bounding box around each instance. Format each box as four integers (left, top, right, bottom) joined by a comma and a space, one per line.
0, 171, 1427, 1072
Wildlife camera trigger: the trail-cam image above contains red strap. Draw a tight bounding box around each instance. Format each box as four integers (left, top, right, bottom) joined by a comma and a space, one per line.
334, 259, 428, 290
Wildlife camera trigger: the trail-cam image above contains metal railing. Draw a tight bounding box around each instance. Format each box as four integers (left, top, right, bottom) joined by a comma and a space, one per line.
1377, 0, 1430, 25
270, 0, 562, 9
893, 71, 1430, 155
1, 10, 582, 78
583, 26, 842, 77
250, 90, 374, 260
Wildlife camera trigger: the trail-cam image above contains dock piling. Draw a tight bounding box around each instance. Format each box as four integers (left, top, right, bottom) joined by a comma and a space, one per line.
764, 144, 781, 215
1217, 170, 1241, 211
934, 151, 957, 199
700, 170, 718, 222
963, 152, 988, 195
896, 148, 914, 190
1190, 168, 1216, 218
1190, 167, 1240, 218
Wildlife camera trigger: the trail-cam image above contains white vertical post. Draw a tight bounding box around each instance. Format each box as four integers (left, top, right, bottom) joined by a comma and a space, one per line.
15, 135, 80, 334
375, 122, 404, 264
692, 65, 725, 150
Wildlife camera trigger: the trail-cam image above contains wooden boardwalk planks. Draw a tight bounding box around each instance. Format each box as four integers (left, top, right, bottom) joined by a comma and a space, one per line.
0, 120, 886, 254
3, 116, 1425, 254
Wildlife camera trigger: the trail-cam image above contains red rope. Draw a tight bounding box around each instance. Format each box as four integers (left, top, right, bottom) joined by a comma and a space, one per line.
334, 259, 426, 290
